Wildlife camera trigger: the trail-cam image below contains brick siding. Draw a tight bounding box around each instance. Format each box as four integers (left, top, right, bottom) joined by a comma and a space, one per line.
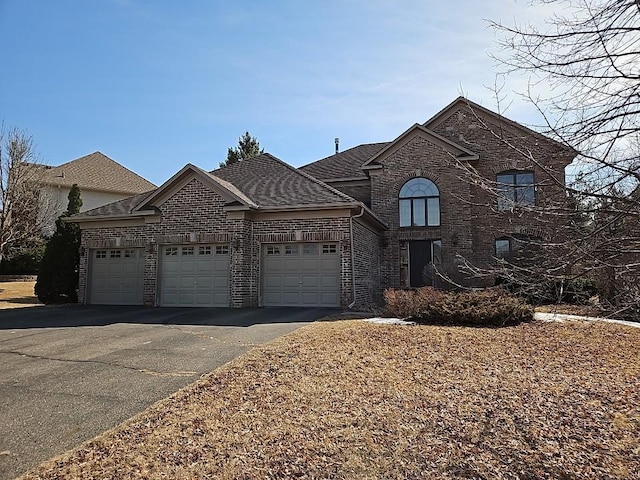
79, 177, 360, 307
78, 102, 573, 308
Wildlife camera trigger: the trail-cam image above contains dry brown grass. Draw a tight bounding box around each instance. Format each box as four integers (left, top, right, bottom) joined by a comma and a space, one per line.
0, 281, 41, 309
20, 320, 640, 479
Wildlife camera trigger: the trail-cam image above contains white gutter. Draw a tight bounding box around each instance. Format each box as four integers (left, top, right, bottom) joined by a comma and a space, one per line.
348, 207, 366, 309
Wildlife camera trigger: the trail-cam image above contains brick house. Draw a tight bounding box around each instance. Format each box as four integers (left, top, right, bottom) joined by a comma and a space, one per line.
71, 97, 575, 308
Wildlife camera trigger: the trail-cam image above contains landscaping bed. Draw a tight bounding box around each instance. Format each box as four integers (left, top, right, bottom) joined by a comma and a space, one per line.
20, 320, 640, 479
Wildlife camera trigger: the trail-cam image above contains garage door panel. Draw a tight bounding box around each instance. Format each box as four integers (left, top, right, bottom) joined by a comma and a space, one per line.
283, 258, 301, 271
320, 276, 339, 288
264, 258, 282, 271
282, 292, 301, 304
213, 258, 229, 269
194, 276, 212, 288
283, 275, 301, 287
213, 276, 228, 288
264, 276, 282, 288
301, 276, 319, 287
160, 244, 229, 307
120, 276, 141, 289
301, 258, 320, 271
321, 258, 340, 271
321, 292, 339, 305
197, 262, 214, 273
88, 248, 144, 305
263, 292, 282, 304
301, 292, 321, 305
178, 260, 197, 273
262, 243, 339, 307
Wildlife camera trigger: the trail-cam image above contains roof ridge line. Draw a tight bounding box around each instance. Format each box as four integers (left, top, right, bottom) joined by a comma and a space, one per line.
263, 153, 359, 204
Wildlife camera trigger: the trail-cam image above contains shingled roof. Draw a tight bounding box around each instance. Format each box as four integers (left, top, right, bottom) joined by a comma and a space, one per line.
42, 151, 156, 194
212, 153, 357, 207
299, 142, 389, 180
73, 191, 157, 218
73, 153, 359, 220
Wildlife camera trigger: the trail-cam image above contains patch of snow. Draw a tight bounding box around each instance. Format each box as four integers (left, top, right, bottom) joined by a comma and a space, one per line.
363, 317, 416, 325
534, 312, 640, 329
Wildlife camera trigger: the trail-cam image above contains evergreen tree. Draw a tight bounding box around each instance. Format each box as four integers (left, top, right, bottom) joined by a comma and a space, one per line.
220, 131, 263, 167
35, 184, 82, 303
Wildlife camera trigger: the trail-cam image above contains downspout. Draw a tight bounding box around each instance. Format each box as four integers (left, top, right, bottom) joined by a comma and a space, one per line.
348, 207, 365, 309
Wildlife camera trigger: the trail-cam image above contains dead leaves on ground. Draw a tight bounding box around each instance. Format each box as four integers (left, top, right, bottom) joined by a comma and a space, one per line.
21, 320, 640, 479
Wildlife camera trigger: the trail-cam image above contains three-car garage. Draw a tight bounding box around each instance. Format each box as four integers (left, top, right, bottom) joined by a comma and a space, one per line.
86, 242, 341, 307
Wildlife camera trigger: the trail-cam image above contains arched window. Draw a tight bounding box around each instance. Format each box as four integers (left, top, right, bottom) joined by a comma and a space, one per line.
399, 178, 440, 227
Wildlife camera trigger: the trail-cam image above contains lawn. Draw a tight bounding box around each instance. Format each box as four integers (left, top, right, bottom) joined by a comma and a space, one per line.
0, 281, 41, 309
19, 320, 640, 479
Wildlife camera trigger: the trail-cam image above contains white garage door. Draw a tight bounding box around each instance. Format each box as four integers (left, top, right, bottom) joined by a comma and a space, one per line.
159, 244, 230, 307
262, 243, 340, 307
88, 248, 144, 305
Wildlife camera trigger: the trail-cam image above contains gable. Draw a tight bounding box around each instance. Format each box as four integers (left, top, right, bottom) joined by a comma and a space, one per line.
363, 124, 478, 170
135, 164, 256, 212
160, 177, 228, 218
425, 97, 575, 157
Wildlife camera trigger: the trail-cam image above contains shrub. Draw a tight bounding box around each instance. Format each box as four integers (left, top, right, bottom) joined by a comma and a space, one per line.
0, 240, 45, 275
496, 276, 598, 305
35, 185, 81, 304
383, 287, 534, 327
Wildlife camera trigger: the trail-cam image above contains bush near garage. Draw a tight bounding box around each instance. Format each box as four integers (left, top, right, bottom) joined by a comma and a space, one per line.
35, 185, 82, 304
383, 287, 534, 327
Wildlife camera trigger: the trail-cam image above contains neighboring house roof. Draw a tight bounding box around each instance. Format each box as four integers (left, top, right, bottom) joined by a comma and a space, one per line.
41, 151, 156, 194
299, 142, 390, 181
213, 153, 358, 208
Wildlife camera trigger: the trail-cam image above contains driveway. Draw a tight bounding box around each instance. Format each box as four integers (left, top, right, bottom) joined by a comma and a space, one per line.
0, 305, 335, 479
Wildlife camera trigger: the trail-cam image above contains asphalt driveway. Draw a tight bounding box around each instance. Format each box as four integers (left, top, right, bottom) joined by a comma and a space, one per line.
0, 305, 335, 480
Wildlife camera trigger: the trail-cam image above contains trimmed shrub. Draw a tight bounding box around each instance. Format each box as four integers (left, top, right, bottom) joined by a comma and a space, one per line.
383, 287, 534, 327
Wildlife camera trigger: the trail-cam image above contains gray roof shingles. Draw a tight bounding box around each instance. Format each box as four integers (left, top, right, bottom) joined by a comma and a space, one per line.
73, 191, 155, 218
299, 142, 389, 180
212, 153, 356, 207
74, 153, 357, 219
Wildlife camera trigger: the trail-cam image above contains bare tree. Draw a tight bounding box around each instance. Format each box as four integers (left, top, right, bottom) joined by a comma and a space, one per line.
479, 0, 640, 318
0, 124, 55, 267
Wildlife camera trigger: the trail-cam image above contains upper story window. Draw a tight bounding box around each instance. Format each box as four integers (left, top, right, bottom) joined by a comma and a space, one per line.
496, 170, 535, 211
399, 178, 440, 227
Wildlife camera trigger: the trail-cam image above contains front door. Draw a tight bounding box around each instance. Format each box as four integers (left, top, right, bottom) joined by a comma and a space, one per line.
409, 240, 433, 287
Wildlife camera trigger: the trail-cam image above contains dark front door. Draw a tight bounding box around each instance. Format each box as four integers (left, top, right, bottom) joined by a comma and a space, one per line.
409, 240, 433, 287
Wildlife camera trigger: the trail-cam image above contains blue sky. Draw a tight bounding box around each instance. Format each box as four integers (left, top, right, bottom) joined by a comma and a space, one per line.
0, 1, 554, 186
